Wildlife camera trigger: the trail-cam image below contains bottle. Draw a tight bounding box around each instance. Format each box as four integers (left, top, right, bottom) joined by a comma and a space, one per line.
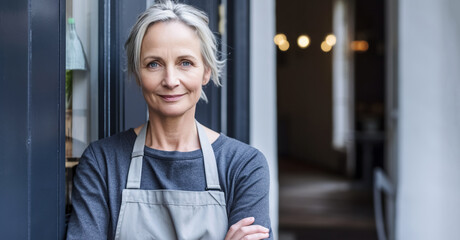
66, 17, 87, 70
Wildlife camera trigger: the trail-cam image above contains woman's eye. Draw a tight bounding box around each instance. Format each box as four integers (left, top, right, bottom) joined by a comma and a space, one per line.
181, 61, 192, 67
147, 62, 159, 68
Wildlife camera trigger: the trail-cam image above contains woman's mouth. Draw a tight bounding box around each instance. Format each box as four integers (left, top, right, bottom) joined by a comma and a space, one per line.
159, 94, 185, 102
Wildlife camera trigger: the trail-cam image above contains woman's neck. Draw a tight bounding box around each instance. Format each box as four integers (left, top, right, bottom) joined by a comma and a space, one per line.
145, 113, 200, 152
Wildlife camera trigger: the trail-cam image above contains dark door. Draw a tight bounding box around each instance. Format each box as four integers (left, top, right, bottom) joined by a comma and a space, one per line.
0, 0, 66, 238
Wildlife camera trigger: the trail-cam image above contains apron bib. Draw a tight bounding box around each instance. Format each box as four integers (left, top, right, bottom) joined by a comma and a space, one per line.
114, 121, 228, 240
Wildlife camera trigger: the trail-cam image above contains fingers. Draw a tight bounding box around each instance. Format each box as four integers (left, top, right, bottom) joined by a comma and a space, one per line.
247, 233, 270, 240
225, 217, 270, 240
235, 230, 270, 240
225, 217, 255, 240
231, 225, 269, 240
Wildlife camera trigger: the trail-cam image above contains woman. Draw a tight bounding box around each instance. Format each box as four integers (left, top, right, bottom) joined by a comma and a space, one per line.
67, 1, 272, 239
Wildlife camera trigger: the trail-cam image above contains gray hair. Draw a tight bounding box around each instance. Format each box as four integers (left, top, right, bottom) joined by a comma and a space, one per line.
125, 0, 224, 102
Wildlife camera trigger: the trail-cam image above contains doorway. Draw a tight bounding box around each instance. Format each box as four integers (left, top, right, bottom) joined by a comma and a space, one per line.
276, 0, 386, 239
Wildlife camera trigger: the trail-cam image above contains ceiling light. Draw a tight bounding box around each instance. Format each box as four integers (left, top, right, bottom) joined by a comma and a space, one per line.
297, 35, 310, 48
274, 33, 287, 45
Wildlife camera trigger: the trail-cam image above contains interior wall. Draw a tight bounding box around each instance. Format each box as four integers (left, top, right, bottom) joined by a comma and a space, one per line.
277, 0, 340, 171
397, 0, 460, 239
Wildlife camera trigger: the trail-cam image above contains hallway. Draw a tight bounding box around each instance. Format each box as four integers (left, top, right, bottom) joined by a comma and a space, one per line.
278, 159, 378, 240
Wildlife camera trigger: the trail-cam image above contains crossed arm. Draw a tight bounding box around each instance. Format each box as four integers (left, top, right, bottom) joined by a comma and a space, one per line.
224, 149, 272, 240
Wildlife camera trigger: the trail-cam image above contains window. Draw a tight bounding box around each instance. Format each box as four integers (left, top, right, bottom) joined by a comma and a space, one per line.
65, 0, 99, 218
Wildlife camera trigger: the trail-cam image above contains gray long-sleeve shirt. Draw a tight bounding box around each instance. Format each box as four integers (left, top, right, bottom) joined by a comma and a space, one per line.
66, 129, 272, 239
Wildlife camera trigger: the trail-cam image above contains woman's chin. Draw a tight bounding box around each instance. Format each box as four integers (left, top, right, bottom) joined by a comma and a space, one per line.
149, 105, 195, 119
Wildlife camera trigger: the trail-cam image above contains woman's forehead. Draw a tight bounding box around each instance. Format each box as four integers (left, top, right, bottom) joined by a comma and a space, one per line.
144, 21, 199, 44
142, 22, 200, 49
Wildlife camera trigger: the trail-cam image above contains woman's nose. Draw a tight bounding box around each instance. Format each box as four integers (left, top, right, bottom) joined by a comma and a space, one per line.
161, 67, 180, 89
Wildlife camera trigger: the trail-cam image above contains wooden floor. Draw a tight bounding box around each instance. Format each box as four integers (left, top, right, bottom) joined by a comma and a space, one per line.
278, 159, 378, 240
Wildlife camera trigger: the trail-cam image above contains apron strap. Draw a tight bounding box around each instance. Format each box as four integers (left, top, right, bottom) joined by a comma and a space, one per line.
126, 120, 222, 191
126, 123, 148, 189
196, 121, 222, 191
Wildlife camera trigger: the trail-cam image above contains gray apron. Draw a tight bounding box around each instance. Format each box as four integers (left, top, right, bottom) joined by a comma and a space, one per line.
114, 121, 228, 240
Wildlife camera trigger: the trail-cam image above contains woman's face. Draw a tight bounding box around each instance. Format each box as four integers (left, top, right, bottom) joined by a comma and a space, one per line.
139, 21, 210, 118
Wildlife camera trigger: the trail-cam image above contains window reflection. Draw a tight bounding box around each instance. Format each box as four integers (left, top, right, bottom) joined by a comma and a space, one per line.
65, 0, 98, 221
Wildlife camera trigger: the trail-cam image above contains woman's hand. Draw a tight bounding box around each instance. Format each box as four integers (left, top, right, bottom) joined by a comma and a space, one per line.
224, 217, 270, 240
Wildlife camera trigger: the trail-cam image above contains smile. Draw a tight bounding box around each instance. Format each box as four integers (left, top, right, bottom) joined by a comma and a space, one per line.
159, 94, 186, 102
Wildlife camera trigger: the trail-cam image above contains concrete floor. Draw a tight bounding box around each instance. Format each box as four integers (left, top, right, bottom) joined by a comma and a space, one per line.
278, 159, 378, 240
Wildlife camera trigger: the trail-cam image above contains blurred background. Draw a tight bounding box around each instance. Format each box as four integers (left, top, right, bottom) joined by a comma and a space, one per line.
276, 0, 385, 239
1, 0, 459, 239
275, 0, 460, 239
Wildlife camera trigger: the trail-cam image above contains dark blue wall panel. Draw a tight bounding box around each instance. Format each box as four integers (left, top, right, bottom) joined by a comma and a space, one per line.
0, 1, 29, 239
120, 0, 148, 130
99, 0, 149, 138
226, 0, 250, 143
29, 0, 66, 238
0, 0, 65, 238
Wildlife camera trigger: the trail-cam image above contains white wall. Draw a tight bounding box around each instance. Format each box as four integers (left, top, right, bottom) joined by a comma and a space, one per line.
250, 0, 278, 238
397, 0, 460, 239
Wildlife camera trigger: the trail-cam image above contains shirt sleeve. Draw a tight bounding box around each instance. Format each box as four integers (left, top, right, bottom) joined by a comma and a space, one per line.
227, 150, 273, 239
66, 144, 110, 240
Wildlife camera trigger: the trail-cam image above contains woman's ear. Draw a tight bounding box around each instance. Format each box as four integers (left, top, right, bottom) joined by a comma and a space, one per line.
202, 67, 211, 85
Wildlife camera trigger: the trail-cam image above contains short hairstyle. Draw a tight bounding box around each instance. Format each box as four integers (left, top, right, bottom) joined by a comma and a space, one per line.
125, 0, 224, 102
